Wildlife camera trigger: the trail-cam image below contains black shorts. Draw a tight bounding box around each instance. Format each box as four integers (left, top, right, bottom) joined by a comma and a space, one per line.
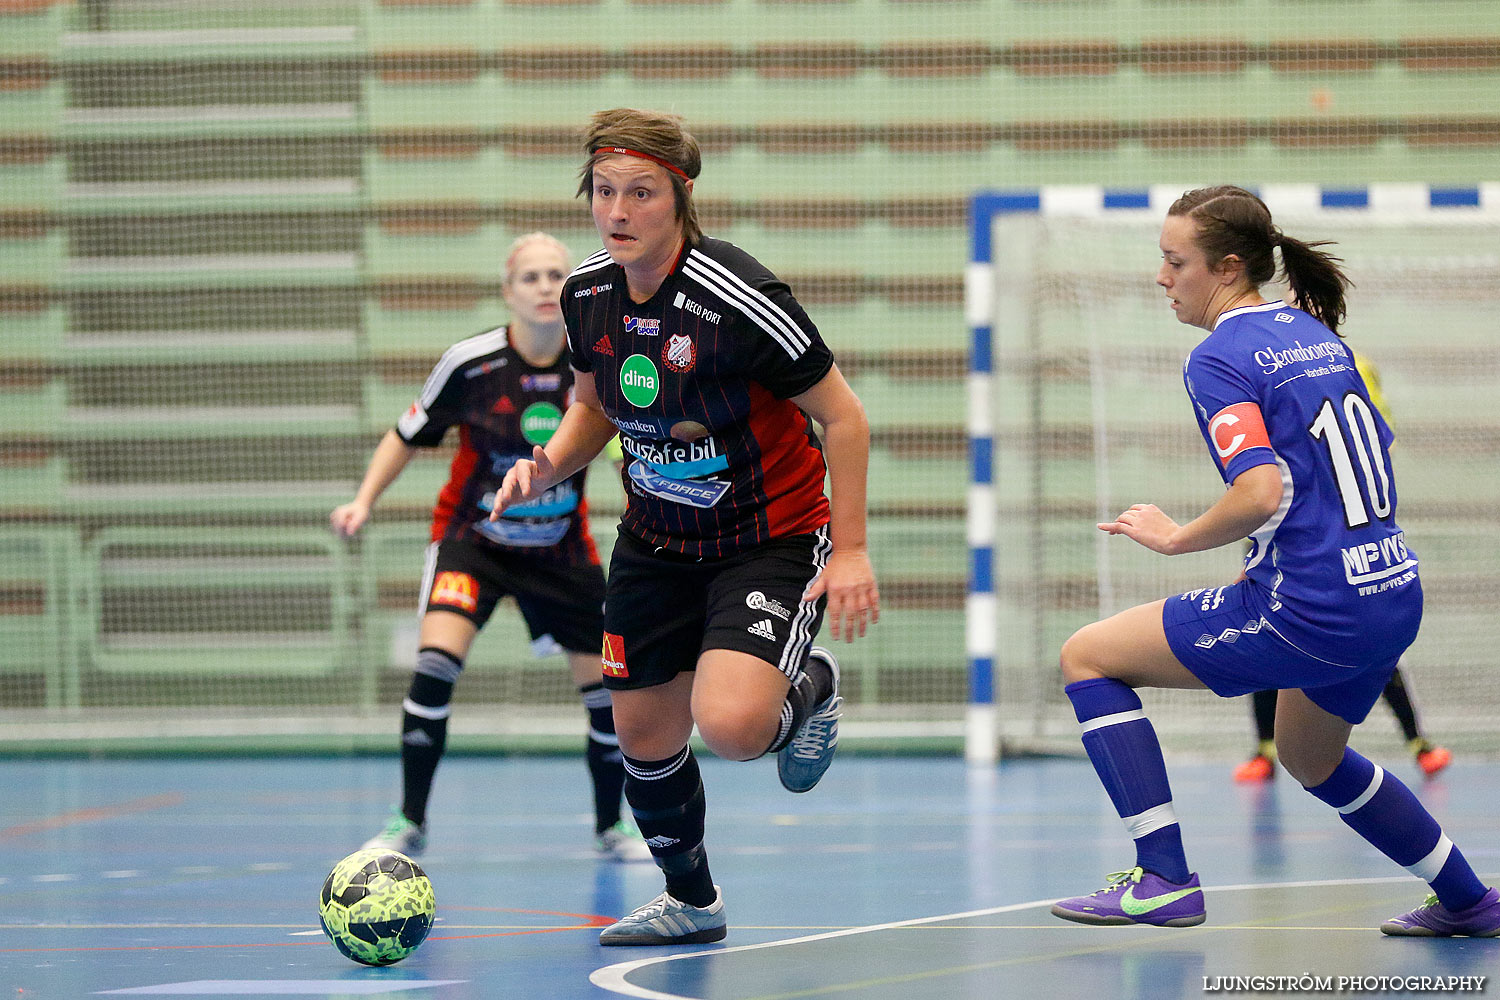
599, 527, 831, 691
420, 538, 605, 655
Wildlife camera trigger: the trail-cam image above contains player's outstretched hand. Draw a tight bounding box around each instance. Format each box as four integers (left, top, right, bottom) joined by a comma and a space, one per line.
330, 501, 371, 538
492, 446, 556, 519
803, 549, 880, 643
1098, 503, 1180, 555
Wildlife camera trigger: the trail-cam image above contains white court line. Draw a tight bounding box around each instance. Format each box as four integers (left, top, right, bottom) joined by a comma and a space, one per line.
589, 875, 1430, 1000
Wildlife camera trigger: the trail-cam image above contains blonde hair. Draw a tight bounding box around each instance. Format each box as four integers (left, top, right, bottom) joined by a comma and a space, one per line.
576, 108, 703, 245
502, 232, 571, 286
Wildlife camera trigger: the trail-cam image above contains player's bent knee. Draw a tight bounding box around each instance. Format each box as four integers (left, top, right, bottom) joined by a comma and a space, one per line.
614, 722, 672, 760
1059, 627, 1107, 686
1275, 743, 1342, 788
695, 709, 774, 762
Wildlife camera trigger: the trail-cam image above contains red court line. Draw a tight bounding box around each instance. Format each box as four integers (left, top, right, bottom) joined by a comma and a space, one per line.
0, 909, 615, 953
0, 792, 184, 841
1, 923, 612, 953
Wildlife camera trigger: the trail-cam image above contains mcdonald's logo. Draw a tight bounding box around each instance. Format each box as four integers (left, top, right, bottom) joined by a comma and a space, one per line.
430, 571, 478, 613
602, 632, 628, 678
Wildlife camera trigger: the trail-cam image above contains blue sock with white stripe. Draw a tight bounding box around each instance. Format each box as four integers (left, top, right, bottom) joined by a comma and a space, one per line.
1066, 677, 1190, 883
1307, 746, 1485, 911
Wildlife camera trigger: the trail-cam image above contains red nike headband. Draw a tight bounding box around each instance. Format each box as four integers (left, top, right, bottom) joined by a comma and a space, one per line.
595, 146, 691, 180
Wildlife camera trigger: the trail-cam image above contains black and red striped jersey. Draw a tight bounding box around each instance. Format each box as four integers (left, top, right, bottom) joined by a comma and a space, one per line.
395, 326, 600, 566
564, 237, 833, 559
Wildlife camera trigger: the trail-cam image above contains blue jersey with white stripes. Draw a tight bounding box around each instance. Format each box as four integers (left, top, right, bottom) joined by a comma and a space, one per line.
564, 237, 834, 559
1183, 301, 1420, 663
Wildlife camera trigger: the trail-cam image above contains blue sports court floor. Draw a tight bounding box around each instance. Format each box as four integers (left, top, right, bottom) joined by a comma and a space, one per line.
2, 753, 1496, 999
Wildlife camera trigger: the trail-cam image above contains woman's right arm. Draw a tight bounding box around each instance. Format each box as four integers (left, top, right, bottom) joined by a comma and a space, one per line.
330, 429, 418, 537
494, 369, 618, 516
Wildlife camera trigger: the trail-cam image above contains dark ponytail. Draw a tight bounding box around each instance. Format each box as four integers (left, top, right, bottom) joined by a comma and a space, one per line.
1277, 232, 1352, 337
1169, 185, 1353, 336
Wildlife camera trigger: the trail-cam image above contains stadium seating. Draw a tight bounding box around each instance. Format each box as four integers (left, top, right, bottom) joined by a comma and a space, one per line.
1, 0, 1495, 721
0, 527, 82, 708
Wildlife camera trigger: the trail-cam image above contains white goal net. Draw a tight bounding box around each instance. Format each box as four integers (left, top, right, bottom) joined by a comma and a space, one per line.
972, 185, 1500, 759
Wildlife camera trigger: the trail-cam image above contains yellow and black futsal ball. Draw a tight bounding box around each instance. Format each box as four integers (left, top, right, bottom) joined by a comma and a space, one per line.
318, 848, 435, 966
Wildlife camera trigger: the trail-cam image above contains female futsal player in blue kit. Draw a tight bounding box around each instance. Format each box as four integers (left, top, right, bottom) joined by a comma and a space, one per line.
1050, 185, 1499, 936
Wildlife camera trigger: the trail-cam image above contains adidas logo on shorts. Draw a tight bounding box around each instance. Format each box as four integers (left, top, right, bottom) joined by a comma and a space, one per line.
747, 619, 777, 641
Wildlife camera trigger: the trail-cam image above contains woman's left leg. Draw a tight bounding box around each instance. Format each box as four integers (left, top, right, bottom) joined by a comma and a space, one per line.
1277, 689, 1498, 935
566, 650, 648, 859
1053, 599, 1211, 926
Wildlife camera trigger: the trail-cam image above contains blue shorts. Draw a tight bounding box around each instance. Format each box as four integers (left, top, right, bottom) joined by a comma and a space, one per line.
1161, 580, 1415, 725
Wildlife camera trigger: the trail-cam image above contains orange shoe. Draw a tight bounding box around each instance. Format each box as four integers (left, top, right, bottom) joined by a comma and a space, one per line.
1416, 744, 1452, 777
1233, 753, 1275, 783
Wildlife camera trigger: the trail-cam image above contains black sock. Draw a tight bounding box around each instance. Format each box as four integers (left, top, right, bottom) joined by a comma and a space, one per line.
1250, 688, 1277, 745
580, 682, 625, 833
764, 654, 834, 756
400, 650, 459, 827
623, 747, 715, 906
1382, 670, 1423, 744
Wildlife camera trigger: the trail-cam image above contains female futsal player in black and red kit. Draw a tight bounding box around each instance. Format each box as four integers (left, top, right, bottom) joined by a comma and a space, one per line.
495, 108, 879, 945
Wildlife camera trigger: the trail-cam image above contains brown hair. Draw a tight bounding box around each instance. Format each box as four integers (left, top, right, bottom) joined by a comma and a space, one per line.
1169, 185, 1352, 336
577, 108, 703, 246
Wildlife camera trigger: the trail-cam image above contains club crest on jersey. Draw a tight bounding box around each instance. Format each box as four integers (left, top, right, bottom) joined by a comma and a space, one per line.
663, 333, 694, 373
623, 315, 661, 336
602, 632, 628, 678
430, 571, 478, 613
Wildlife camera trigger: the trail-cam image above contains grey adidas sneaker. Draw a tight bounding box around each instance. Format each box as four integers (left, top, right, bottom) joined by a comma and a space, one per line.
598, 887, 727, 946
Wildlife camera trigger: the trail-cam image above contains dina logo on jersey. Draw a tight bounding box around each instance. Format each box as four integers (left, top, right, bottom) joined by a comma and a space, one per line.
623, 315, 661, 336
520, 402, 563, 445
620, 355, 660, 407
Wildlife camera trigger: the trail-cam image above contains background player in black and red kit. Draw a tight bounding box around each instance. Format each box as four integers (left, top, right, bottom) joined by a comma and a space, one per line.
331, 233, 648, 862
495, 108, 880, 945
